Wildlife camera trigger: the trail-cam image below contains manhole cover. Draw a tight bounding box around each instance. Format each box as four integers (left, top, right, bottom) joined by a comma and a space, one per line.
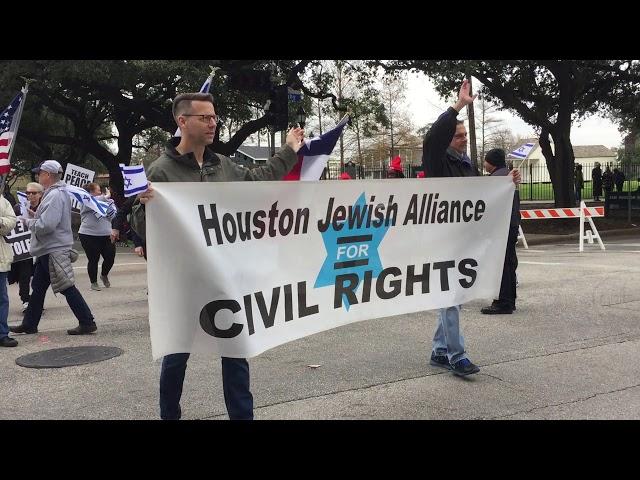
16, 346, 124, 369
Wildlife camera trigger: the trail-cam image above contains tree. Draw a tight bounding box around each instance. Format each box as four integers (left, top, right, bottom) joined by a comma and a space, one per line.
377, 60, 640, 206
342, 87, 388, 165
0, 60, 315, 197
474, 90, 504, 163
380, 74, 408, 162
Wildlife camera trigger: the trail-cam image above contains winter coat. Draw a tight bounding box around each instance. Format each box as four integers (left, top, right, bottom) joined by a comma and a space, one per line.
25, 181, 74, 257
131, 138, 298, 242
422, 107, 480, 178
48, 249, 79, 294
0, 196, 17, 272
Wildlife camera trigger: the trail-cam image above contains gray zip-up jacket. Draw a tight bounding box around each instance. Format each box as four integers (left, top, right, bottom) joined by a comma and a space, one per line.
131, 138, 299, 241
26, 180, 74, 257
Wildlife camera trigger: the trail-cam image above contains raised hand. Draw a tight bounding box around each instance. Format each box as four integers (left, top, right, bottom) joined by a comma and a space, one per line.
454, 79, 478, 111
285, 127, 305, 153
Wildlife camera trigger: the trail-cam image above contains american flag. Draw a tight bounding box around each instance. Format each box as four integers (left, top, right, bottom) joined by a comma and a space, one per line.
0, 91, 25, 175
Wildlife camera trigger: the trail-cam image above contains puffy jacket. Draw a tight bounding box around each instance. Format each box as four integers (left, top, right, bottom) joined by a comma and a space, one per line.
48, 249, 79, 293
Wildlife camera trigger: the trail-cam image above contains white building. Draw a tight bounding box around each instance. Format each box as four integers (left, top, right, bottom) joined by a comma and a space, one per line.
509, 139, 617, 182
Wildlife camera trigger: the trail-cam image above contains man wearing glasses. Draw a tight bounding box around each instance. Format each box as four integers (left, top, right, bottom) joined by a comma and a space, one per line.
10, 160, 97, 336
422, 79, 520, 377
131, 92, 305, 420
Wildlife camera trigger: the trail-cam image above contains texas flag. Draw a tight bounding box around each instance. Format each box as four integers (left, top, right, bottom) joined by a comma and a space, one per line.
283, 115, 349, 181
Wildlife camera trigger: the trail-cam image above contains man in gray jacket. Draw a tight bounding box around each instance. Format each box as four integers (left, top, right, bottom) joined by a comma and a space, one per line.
10, 160, 97, 335
131, 92, 304, 420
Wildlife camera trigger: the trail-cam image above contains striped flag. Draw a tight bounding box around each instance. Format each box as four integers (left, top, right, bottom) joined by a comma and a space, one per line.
65, 184, 116, 218
120, 164, 148, 197
174, 73, 214, 137
509, 142, 535, 160
0, 89, 27, 175
283, 115, 350, 181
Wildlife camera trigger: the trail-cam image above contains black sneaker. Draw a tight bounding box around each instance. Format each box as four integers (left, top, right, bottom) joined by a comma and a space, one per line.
0, 336, 18, 347
67, 323, 97, 335
451, 358, 480, 376
429, 352, 451, 370
9, 324, 38, 334
480, 304, 513, 315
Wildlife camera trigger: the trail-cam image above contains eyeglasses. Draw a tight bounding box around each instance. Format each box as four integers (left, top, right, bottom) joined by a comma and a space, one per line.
25, 191, 41, 195
182, 114, 220, 124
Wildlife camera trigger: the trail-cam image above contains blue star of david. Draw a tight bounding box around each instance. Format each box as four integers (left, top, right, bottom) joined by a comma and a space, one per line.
315, 192, 390, 311
125, 178, 132, 187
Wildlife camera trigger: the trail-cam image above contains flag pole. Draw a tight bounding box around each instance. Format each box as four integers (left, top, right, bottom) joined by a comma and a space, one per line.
0, 79, 31, 195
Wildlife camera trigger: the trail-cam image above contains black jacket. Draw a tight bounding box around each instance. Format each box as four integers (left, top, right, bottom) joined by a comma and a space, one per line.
112, 196, 136, 232
491, 167, 521, 228
422, 107, 479, 178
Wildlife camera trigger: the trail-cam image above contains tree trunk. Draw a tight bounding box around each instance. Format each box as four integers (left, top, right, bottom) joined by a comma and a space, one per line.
541, 125, 576, 207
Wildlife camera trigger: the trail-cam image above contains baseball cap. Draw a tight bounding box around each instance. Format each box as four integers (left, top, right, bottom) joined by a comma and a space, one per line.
32, 160, 63, 174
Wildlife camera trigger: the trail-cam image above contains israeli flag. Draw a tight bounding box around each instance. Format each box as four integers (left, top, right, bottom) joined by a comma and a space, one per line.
65, 185, 116, 218
509, 142, 535, 160
17, 191, 28, 216
120, 164, 149, 197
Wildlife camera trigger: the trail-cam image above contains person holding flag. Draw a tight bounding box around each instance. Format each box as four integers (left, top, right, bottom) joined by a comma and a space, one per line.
9, 182, 43, 312
422, 79, 521, 376
283, 114, 349, 181
131, 91, 304, 420
0, 193, 17, 347
10, 160, 97, 336
78, 182, 117, 291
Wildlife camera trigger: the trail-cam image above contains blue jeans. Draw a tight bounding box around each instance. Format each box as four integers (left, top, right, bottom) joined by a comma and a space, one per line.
0, 272, 9, 339
23, 254, 94, 330
432, 305, 467, 364
160, 353, 253, 420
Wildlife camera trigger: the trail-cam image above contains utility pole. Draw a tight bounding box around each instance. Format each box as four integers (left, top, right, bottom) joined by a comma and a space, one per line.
466, 74, 479, 171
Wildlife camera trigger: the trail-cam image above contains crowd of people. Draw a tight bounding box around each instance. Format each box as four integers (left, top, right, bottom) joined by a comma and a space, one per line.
0, 79, 612, 420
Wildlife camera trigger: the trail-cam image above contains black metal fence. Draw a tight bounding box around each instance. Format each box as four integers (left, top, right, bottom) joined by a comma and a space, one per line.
321, 163, 421, 180
320, 161, 640, 202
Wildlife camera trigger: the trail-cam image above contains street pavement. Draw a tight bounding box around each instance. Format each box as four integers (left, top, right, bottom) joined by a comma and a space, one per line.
1, 233, 639, 420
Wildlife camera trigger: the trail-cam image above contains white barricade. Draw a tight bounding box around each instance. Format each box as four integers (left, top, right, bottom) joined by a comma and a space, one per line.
519, 201, 605, 252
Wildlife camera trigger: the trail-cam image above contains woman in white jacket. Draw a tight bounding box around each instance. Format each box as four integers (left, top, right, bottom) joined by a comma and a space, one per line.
0, 194, 17, 347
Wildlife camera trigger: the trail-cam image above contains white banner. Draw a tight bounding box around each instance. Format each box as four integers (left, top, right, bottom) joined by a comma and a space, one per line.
63, 163, 95, 211
146, 177, 514, 360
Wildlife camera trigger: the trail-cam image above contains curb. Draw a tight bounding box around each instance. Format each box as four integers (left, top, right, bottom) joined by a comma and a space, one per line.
520, 227, 640, 246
